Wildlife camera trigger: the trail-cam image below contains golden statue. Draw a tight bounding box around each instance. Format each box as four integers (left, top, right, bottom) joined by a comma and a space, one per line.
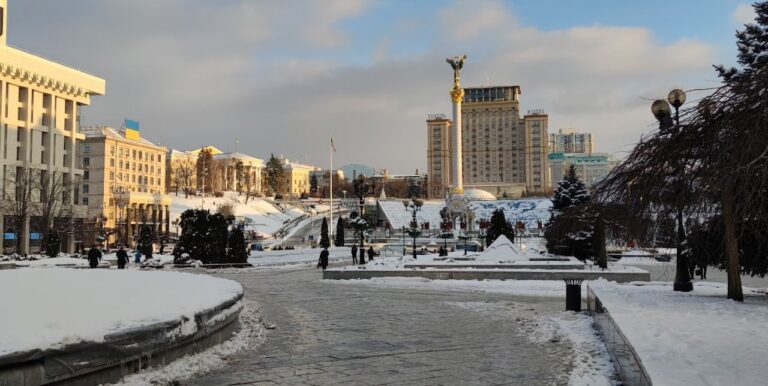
446, 55, 467, 87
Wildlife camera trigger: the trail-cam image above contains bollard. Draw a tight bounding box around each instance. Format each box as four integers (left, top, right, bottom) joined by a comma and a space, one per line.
564, 278, 583, 312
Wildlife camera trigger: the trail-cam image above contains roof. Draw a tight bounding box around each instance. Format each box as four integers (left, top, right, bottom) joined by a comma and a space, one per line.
464, 188, 496, 201
213, 152, 264, 163
81, 126, 162, 148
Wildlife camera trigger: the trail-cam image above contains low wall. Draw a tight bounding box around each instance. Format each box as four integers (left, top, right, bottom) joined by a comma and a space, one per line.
323, 269, 649, 282
0, 294, 243, 386
587, 286, 652, 386
403, 263, 584, 270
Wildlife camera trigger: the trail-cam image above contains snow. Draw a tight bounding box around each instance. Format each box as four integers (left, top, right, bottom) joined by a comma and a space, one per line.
169, 192, 304, 237
476, 234, 525, 261
113, 299, 265, 386
589, 280, 768, 386
377, 198, 553, 230
525, 312, 616, 386
14, 256, 90, 267
0, 269, 243, 357
247, 247, 349, 267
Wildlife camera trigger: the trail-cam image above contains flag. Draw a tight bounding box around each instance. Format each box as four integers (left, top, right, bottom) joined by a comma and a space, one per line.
330, 137, 336, 152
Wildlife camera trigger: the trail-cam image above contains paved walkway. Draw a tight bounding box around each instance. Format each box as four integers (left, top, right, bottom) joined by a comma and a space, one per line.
187, 267, 573, 385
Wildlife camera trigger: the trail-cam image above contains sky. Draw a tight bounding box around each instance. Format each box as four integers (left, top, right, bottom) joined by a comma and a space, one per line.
5, 0, 758, 173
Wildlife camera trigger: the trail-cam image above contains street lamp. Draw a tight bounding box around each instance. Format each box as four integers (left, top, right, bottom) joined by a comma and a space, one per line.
651, 89, 693, 292
353, 176, 374, 264
403, 198, 423, 259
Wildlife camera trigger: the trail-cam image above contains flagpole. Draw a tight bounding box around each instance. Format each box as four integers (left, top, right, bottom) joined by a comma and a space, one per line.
329, 136, 334, 244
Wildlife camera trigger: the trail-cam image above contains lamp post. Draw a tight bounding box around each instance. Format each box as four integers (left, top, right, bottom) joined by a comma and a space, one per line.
353, 175, 374, 264
403, 198, 423, 259
651, 89, 693, 292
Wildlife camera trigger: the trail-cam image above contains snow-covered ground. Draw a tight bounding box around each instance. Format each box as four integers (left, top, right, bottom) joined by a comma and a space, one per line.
589, 280, 768, 386
248, 247, 350, 267
0, 269, 242, 357
169, 193, 304, 237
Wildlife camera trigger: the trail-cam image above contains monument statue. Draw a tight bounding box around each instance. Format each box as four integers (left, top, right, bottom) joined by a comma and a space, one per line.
446, 55, 467, 86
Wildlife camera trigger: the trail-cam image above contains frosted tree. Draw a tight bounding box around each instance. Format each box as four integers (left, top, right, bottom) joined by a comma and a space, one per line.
552, 166, 590, 213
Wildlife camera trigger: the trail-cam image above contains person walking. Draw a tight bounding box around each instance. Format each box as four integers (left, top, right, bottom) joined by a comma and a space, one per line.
87, 245, 102, 269
134, 249, 142, 265
367, 246, 374, 262
318, 247, 329, 271
351, 244, 358, 265
116, 246, 128, 269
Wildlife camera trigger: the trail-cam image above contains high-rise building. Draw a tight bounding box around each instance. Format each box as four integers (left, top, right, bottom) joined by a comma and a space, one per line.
549, 128, 594, 154
426, 86, 550, 198
0, 0, 105, 253
548, 152, 619, 186
79, 125, 171, 246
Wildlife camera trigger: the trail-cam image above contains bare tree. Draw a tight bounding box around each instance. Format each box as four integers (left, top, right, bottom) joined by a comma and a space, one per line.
243, 171, 261, 204
176, 163, 195, 198
0, 167, 37, 254
38, 171, 75, 251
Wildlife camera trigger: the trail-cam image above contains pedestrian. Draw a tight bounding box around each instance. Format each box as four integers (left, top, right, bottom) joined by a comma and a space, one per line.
367, 246, 374, 262
116, 246, 128, 269
351, 244, 358, 265
318, 247, 329, 271
134, 249, 142, 265
87, 244, 102, 269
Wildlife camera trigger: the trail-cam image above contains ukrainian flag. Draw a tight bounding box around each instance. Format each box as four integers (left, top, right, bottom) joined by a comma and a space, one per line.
124, 119, 140, 140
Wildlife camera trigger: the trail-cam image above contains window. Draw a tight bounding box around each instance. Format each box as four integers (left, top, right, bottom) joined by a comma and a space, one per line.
82, 197, 88, 205
83, 157, 90, 167
110, 158, 115, 167
83, 144, 91, 153
83, 171, 89, 180
82, 184, 89, 193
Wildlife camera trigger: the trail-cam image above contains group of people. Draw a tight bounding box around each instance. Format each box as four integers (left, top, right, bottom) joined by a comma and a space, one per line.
316, 244, 376, 271
86, 245, 143, 269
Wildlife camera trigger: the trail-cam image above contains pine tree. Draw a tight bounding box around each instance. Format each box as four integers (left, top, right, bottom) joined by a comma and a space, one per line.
320, 217, 330, 248
138, 225, 153, 260
196, 147, 214, 193
177, 209, 230, 264
335, 217, 345, 246
265, 154, 286, 196
552, 165, 590, 212
485, 209, 515, 246
44, 229, 60, 258
227, 228, 248, 264
716, 2, 768, 82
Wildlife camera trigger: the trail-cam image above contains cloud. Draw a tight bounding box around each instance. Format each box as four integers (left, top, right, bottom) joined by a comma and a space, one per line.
732, 4, 757, 26
5, 0, 718, 174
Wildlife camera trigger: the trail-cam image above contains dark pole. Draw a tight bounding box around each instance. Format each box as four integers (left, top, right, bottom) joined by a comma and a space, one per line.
412, 208, 417, 260
672, 103, 693, 292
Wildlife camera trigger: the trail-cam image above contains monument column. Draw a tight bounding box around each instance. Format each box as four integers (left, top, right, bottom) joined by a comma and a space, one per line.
446, 55, 466, 194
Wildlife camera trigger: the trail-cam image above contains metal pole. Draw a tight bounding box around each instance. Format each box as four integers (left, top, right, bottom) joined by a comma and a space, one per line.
330, 137, 333, 243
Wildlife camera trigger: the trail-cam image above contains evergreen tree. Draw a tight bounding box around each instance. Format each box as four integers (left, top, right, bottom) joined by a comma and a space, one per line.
485, 209, 515, 246
552, 165, 590, 212
177, 209, 230, 264
264, 154, 286, 196
335, 217, 345, 246
227, 227, 248, 264
320, 217, 330, 248
196, 147, 214, 193
138, 225, 153, 260
44, 229, 60, 258
716, 1, 768, 82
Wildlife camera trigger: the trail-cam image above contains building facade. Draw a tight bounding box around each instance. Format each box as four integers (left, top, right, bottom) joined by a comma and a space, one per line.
212, 152, 263, 194
548, 152, 618, 187
426, 85, 550, 198
549, 128, 594, 154
166, 149, 197, 195
0, 0, 105, 253
280, 159, 314, 197
80, 126, 171, 246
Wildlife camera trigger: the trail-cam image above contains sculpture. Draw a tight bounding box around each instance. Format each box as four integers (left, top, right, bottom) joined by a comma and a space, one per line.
446, 55, 467, 86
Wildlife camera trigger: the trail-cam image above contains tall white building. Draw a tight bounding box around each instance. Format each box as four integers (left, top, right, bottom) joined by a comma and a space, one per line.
549, 128, 593, 154
0, 0, 105, 253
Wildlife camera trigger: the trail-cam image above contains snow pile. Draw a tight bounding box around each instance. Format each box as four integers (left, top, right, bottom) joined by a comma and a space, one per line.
476, 235, 525, 261
14, 257, 90, 268
589, 280, 768, 385
525, 312, 616, 386
0, 269, 243, 356
169, 192, 304, 237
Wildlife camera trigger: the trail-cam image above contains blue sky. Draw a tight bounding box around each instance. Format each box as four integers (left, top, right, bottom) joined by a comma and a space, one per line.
6, 0, 757, 172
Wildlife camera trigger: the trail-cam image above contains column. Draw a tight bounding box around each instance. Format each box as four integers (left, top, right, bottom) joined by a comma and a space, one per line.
165, 206, 170, 236
450, 86, 464, 194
